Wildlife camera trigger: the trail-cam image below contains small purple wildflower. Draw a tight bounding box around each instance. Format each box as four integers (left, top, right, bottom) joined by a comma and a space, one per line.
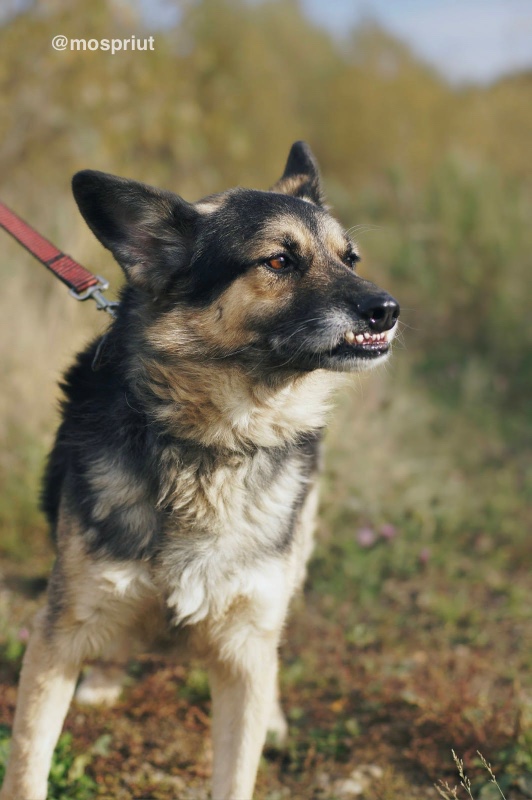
357, 526, 376, 548
379, 523, 397, 541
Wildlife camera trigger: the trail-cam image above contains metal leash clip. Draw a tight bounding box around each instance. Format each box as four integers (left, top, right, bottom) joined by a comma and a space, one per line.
69, 276, 120, 318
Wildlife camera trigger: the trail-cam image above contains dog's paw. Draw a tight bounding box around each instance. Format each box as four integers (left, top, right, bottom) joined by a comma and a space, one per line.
75, 667, 126, 706
266, 700, 289, 748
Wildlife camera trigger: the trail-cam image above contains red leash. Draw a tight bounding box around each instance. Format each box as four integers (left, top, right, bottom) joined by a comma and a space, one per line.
0, 201, 118, 317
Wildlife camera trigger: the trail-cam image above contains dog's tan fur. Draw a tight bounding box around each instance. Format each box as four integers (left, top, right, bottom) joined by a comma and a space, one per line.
1, 142, 399, 800
1, 480, 320, 800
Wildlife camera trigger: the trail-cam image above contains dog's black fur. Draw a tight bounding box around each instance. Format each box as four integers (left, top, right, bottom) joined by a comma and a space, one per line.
1, 141, 399, 800
41, 142, 398, 566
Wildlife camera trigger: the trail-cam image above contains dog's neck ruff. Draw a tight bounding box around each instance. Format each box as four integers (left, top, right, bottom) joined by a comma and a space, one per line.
132, 359, 342, 451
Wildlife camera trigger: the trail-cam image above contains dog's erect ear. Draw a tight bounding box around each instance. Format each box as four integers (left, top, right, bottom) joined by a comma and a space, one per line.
271, 141, 323, 205
72, 170, 199, 295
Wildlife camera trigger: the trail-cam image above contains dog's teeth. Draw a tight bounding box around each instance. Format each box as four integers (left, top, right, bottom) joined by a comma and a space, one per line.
364, 332, 371, 340
344, 331, 355, 344
355, 334, 364, 344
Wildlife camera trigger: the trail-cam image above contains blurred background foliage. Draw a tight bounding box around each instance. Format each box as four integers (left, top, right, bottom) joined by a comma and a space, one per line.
0, 0, 530, 561
0, 1, 531, 793
0, 0, 529, 567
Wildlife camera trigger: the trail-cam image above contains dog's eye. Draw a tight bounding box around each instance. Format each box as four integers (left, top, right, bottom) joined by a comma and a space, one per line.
344, 252, 361, 269
265, 255, 291, 272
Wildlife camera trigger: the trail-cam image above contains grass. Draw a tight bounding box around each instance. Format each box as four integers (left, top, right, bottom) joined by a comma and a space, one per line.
0, 728, 97, 800
436, 750, 512, 799
1, 1, 531, 794
0, 164, 530, 797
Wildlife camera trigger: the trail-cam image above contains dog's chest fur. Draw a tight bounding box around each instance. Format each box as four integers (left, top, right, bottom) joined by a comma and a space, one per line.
153, 437, 319, 626
51, 356, 336, 633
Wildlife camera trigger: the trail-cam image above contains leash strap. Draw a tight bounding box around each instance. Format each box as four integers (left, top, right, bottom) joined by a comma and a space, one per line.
0, 200, 118, 316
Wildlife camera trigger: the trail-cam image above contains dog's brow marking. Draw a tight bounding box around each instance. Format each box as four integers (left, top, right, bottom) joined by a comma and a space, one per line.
260, 214, 319, 256
260, 212, 349, 265
318, 214, 350, 257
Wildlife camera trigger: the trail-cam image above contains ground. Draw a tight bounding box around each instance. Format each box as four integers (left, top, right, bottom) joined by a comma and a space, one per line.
1, 378, 531, 800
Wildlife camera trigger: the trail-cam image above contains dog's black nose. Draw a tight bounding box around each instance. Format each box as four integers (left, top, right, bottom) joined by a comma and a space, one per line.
357, 294, 400, 332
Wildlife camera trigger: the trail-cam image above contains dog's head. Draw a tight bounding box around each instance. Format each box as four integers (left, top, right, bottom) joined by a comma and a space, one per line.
72, 142, 399, 376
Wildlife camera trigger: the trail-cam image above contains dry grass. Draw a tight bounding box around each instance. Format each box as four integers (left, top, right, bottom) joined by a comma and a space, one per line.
0, 176, 530, 799
0, 1, 530, 796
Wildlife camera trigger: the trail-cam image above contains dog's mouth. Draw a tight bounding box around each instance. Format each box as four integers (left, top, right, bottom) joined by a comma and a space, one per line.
259, 322, 397, 373
329, 328, 392, 360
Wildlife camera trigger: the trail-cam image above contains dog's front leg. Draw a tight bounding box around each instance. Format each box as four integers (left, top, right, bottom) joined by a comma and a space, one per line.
208, 632, 279, 800
0, 608, 81, 800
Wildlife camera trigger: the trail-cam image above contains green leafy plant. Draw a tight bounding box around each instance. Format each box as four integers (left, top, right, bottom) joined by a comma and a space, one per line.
0, 728, 97, 800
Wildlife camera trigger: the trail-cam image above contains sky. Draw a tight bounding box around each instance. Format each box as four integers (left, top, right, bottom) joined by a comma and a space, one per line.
2, 0, 531, 84
138, 0, 532, 85
302, 0, 532, 84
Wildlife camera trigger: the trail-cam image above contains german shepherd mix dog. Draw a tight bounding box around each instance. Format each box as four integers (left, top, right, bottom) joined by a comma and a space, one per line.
1, 142, 399, 800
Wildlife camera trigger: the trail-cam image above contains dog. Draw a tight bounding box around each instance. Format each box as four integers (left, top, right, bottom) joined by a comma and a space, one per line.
0, 141, 399, 800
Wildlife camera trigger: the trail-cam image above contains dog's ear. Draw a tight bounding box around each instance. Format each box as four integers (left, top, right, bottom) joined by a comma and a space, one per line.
72, 170, 199, 295
271, 141, 323, 205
